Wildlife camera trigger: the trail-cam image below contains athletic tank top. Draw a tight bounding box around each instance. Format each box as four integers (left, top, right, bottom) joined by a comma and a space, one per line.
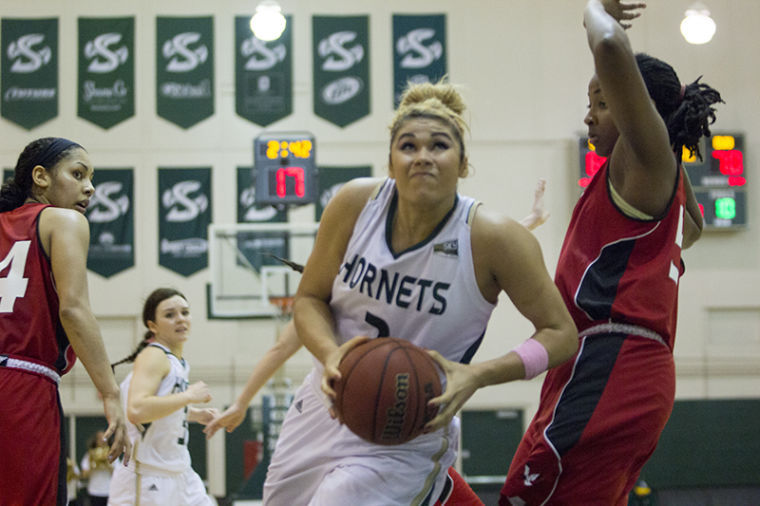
329, 179, 495, 363
0, 203, 75, 374
554, 161, 687, 350
121, 343, 191, 472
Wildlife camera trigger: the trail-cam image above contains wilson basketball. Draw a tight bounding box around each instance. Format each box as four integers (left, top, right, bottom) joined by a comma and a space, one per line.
334, 337, 442, 445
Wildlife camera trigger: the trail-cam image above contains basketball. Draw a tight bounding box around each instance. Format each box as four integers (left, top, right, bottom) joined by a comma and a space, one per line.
334, 337, 442, 445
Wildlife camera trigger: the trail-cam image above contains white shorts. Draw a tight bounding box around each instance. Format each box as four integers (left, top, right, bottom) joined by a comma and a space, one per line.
108, 463, 214, 506
263, 370, 459, 506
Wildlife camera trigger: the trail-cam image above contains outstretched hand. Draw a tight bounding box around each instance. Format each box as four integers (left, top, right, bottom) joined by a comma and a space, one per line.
204, 403, 246, 439
423, 350, 481, 433
601, 0, 646, 29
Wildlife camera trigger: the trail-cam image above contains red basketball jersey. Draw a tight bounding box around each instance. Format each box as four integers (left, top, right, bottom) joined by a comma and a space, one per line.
555, 161, 687, 349
0, 203, 76, 373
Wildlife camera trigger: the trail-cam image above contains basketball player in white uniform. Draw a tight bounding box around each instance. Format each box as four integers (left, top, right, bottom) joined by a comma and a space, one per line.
263, 81, 577, 505
108, 288, 217, 506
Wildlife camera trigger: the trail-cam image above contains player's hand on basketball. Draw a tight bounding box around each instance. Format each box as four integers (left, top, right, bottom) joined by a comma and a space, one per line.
600, 0, 645, 29
423, 351, 480, 433
322, 335, 370, 417
186, 381, 212, 404
204, 403, 246, 439
102, 394, 132, 466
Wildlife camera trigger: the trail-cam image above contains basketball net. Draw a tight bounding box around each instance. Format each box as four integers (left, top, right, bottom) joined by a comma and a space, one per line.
268, 296, 294, 319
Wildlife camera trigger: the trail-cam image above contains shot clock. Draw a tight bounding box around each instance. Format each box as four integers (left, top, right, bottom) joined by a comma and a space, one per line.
254, 132, 318, 206
578, 132, 747, 229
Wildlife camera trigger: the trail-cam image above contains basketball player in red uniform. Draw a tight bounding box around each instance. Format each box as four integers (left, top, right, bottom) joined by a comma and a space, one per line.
0, 137, 130, 505
501, 1, 723, 504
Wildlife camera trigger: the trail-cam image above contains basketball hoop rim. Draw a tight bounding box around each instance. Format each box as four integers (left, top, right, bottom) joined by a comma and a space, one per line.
268, 295, 295, 315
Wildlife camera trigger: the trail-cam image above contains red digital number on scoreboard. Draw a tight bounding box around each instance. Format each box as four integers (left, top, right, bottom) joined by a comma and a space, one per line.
275, 166, 306, 198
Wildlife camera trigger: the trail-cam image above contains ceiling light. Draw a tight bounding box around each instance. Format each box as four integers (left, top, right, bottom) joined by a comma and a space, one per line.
250, 1, 286, 42
680, 2, 716, 45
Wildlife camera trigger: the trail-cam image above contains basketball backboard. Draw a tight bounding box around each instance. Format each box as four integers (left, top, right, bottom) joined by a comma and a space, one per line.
207, 222, 318, 318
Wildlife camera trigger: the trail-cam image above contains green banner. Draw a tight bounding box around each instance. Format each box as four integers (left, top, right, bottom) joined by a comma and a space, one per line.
1, 18, 58, 129
3, 169, 13, 184
234, 15, 293, 126
237, 166, 288, 223
156, 16, 214, 129
392, 14, 447, 107
86, 168, 134, 278
312, 15, 370, 128
314, 165, 372, 221
236, 166, 288, 272
78, 17, 135, 129
158, 167, 211, 277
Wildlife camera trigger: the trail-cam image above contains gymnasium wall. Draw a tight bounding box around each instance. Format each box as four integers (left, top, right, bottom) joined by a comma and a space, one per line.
2, 0, 758, 496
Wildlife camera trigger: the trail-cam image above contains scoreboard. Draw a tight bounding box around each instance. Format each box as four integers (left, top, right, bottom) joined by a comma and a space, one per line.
254, 132, 318, 206
578, 132, 747, 229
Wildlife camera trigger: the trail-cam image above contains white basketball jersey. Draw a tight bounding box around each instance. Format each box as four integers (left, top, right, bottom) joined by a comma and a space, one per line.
120, 342, 191, 473
330, 178, 495, 363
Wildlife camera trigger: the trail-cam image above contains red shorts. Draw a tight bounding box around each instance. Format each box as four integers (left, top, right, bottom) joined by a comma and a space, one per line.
0, 366, 66, 506
435, 467, 484, 506
501, 334, 675, 505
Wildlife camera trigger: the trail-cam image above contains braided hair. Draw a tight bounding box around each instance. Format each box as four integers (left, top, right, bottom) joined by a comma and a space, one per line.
111, 288, 187, 370
635, 53, 724, 161
0, 137, 83, 212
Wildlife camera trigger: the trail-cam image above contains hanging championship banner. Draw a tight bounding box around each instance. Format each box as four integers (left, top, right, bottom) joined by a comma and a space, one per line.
315, 165, 372, 221
156, 16, 214, 129
237, 166, 287, 224
86, 168, 134, 278
312, 15, 370, 128
236, 166, 288, 272
158, 167, 211, 277
392, 14, 447, 107
78, 17, 135, 129
1, 18, 58, 129
234, 15, 293, 126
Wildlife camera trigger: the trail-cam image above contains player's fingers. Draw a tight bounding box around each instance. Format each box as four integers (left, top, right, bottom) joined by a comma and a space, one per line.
102, 423, 115, 441
321, 374, 337, 400
426, 350, 450, 373
204, 424, 220, 439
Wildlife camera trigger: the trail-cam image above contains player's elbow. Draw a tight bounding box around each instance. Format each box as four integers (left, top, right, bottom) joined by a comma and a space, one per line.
126, 402, 150, 426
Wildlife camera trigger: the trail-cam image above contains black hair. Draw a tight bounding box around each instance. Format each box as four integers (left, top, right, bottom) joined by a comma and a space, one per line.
0, 137, 83, 212
111, 288, 187, 370
635, 53, 724, 161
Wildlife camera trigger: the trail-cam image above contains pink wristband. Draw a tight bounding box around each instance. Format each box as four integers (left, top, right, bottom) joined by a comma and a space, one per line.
512, 338, 549, 380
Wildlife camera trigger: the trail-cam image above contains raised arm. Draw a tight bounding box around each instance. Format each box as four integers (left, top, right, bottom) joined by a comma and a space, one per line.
518, 178, 550, 231
204, 320, 302, 438
584, 0, 677, 215
42, 208, 130, 464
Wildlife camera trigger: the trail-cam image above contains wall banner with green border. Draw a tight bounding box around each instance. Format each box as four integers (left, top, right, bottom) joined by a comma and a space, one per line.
312, 15, 370, 128
314, 165, 372, 221
158, 167, 211, 277
1, 18, 58, 129
77, 17, 135, 129
156, 16, 214, 129
392, 14, 447, 107
234, 15, 293, 126
86, 168, 134, 278
236, 166, 289, 272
